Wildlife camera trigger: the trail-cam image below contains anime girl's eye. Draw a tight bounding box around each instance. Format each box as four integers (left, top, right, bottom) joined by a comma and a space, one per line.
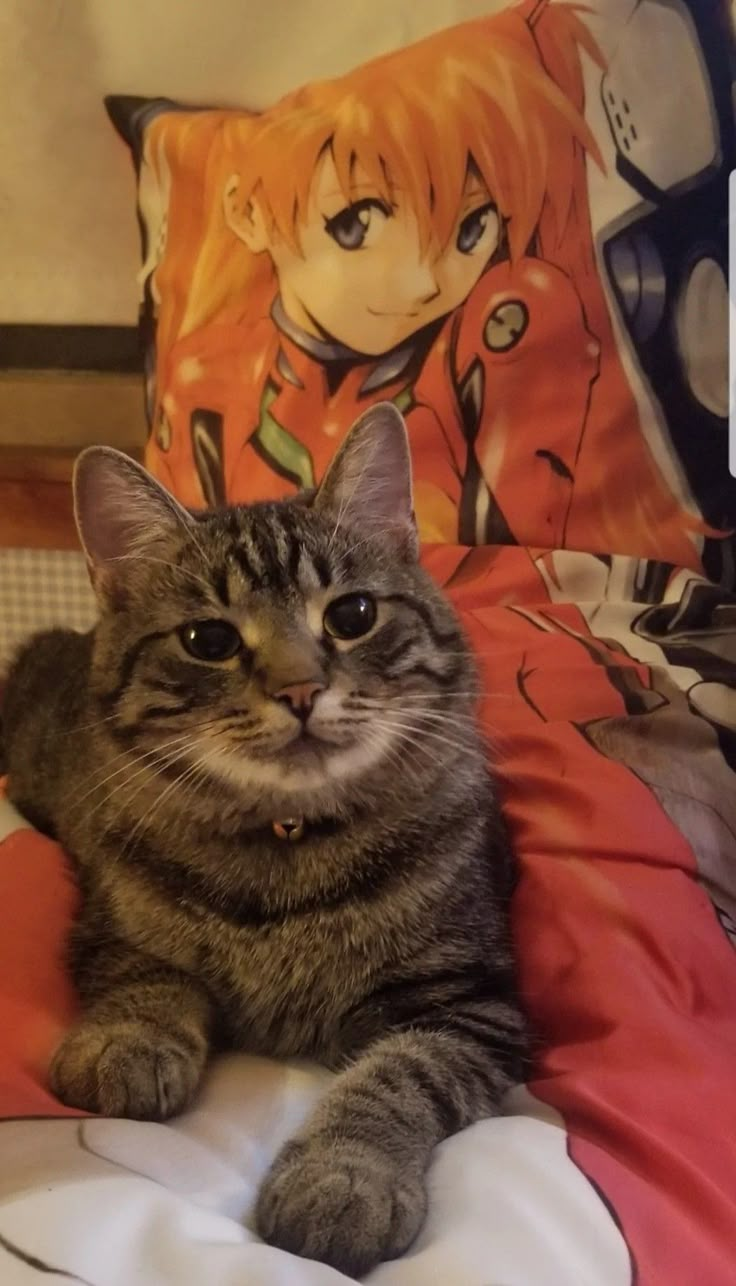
456, 202, 499, 256
324, 198, 392, 251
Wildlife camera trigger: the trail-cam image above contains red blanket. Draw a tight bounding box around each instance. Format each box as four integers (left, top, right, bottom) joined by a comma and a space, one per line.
2, 542, 735, 1283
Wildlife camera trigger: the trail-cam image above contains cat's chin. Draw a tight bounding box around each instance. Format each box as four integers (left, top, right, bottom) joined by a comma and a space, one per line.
201, 729, 391, 800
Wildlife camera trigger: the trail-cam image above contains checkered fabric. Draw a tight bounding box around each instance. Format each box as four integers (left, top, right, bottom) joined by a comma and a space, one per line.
0, 549, 97, 672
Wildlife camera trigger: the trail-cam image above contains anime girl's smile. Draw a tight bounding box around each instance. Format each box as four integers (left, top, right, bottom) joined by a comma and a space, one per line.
224, 151, 500, 355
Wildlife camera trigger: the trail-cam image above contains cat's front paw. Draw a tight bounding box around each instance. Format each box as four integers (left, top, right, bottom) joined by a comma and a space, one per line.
49, 1020, 205, 1120
256, 1134, 427, 1276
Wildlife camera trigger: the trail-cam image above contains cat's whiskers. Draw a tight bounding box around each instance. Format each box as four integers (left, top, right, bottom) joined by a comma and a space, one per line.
386, 710, 500, 755
364, 728, 429, 784
76, 718, 216, 788
66, 695, 228, 787
87, 729, 223, 833
94, 753, 190, 831
390, 718, 482, 748
212, 717, 261, 737
70, 731, 199, 810
401, 693, 511, 704
352, 700, 481, 738
388, 726, 473, 760
80, 743, 197, 829
366, 724, 455, 776
73, 718, 224, 817
198, 721, 275, 753
367, 716, 472, 762
397, 706, 506, 757
81, 713, 219, 775
55, 711, 123, 738
118, 750, 218, 859
352, 691, 481, 706
393, 706, 477, 727
392, 709, 502, 755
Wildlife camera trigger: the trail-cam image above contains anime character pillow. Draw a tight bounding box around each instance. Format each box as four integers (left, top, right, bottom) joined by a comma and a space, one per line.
107, 0, 735, 580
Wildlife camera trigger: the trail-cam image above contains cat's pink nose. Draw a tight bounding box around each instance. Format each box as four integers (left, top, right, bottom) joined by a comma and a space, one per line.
273, 680, 325, 721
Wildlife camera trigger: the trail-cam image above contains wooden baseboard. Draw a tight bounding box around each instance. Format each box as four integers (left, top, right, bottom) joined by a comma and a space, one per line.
0, 371, 147, 454
0, 324, 141, 373
0, 478, 79, 550
0, 371, 146, 548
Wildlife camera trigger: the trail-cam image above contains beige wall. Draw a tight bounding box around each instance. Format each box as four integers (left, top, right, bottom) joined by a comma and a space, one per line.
0, 0, 505, 327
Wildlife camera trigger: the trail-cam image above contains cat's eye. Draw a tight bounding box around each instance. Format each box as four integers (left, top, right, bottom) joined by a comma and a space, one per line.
179, 619, 242, 662
323, 593, 377, 640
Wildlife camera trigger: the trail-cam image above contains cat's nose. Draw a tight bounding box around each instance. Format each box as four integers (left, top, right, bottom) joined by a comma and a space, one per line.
273, 680, 325, 722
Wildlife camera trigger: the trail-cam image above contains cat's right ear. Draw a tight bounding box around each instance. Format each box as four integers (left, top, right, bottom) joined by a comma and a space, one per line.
314, 402, 417, 558
73, 447, 195, 602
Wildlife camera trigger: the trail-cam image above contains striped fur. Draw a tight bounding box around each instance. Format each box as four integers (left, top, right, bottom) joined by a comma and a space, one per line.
2, 407, 529, 1276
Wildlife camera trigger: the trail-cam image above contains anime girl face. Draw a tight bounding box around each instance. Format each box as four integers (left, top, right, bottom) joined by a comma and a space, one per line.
224, 150, 500, 355
160, 3, 602, 359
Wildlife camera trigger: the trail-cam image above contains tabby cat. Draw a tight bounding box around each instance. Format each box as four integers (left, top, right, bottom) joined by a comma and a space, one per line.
2, 403, 528, 1276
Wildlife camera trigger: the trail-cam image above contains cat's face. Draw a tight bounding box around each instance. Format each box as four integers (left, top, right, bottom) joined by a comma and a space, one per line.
92, 504, 471, 801
75, 405, 477, 813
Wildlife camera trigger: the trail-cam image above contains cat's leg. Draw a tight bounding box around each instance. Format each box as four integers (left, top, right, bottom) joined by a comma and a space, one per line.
49, 938, 214, 1121
256, 995, 528, 1276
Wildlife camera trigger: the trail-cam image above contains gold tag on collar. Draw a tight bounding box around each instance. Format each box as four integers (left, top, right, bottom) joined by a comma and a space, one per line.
272, 818, 306, 842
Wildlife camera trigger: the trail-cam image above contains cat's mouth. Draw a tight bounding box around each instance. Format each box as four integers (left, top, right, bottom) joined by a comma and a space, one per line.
283, 724, 348, 756
251, 724, 344, 763
286, 727, 323, 749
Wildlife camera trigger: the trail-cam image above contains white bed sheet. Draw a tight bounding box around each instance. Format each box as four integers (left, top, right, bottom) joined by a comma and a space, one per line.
0, 1057, 632, 1285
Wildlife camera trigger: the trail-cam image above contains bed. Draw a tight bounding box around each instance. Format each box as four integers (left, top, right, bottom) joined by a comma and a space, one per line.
1, 2, 735, 1282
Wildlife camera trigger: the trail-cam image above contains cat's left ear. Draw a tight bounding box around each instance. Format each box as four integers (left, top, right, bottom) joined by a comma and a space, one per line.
73, 446, 195, 601
314, 402, 418, 559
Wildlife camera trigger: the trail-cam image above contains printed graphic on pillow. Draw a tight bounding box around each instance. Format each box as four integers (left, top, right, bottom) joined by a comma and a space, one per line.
107, 0, 734, 579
